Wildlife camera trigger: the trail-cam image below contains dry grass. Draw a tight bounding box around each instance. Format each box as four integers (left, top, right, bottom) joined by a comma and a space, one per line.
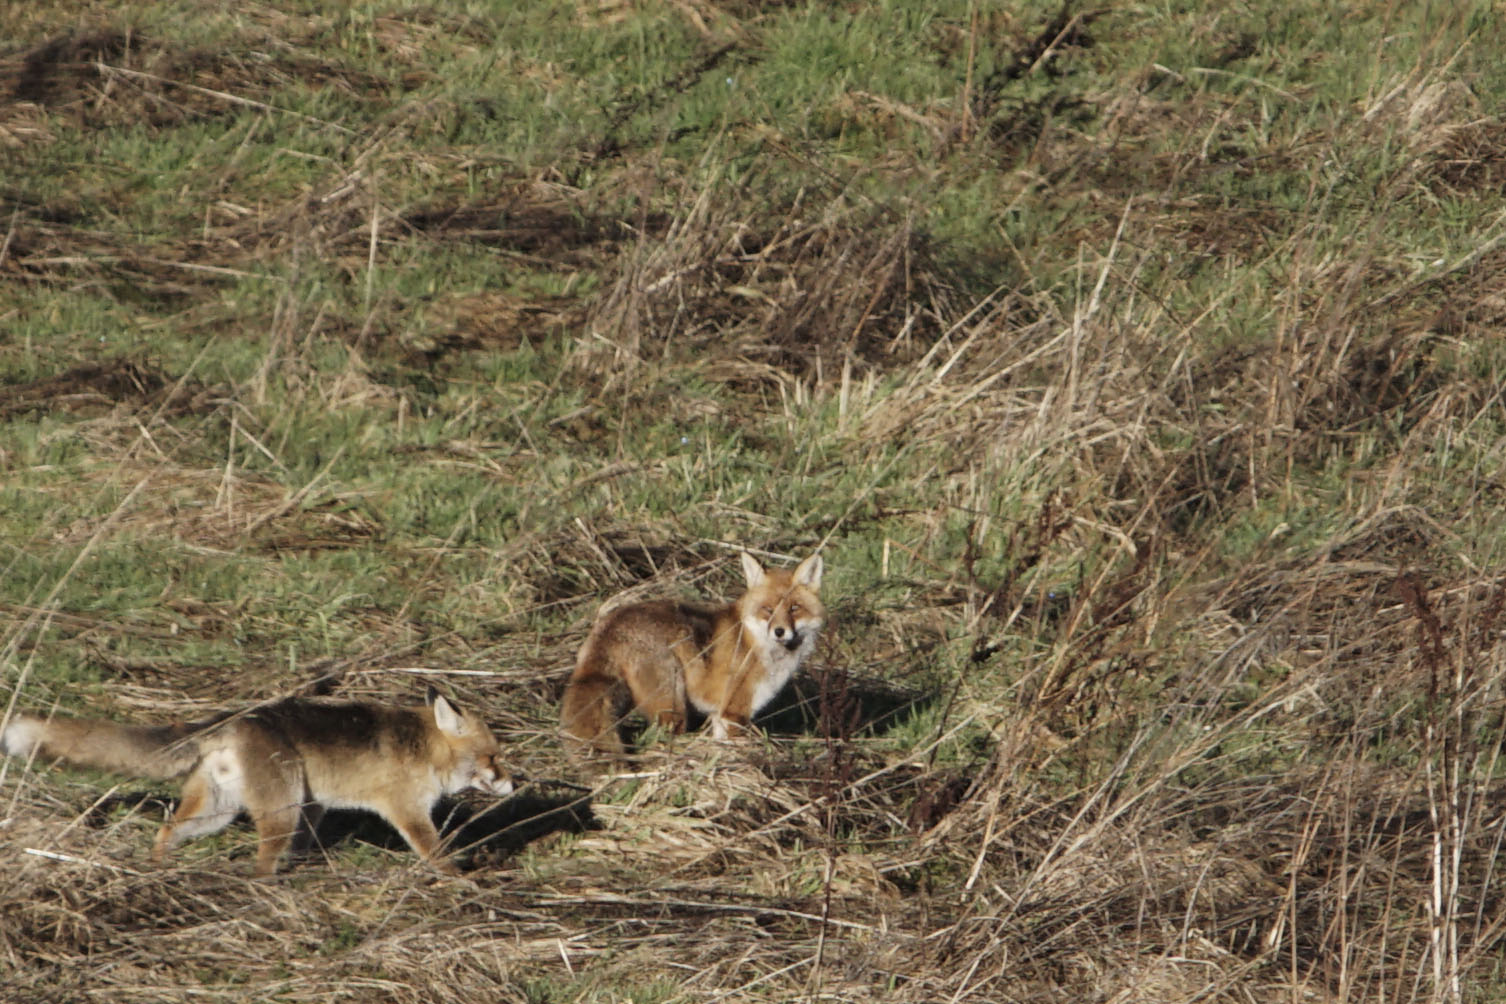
6, 1, 1506, 1001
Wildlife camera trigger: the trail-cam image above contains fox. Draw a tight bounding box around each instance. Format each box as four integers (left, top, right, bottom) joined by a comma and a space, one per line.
561, 551, 825, 755
1, 690, 514, 876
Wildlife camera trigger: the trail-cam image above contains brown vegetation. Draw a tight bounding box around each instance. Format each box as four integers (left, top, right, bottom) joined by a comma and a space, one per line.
5, 2, 1506, 1002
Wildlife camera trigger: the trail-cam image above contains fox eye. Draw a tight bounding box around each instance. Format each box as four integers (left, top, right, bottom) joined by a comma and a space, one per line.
789, 603, 801, 614
759, 605, 773, 618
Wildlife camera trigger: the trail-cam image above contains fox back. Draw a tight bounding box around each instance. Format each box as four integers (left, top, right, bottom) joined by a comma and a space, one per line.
561, 551, 825, 754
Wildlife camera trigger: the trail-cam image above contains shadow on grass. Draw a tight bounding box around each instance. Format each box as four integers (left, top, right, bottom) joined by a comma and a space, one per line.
91, 787, 598, 873
315, 788, 598, 871
601, 670, 936, 753
756, 671, 935, 738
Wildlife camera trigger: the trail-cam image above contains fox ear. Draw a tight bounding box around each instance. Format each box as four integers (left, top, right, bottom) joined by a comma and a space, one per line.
740, 551, 767, 587
431, 694, 465, 736
793, 553, 823, 589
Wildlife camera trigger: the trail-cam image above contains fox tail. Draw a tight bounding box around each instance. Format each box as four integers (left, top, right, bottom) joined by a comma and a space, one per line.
2, 713, 212, 780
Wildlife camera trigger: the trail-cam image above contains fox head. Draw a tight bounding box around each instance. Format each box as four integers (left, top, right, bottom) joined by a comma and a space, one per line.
738, 551, 825, 664
429, 692, 515, 798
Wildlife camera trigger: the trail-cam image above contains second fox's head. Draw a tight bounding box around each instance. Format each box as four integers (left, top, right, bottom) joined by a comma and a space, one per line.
737, 552, 825, 656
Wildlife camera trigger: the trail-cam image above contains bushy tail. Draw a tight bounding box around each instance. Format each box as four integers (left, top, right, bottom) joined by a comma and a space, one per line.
559, 674, 626, 757
1, 714, 211, 780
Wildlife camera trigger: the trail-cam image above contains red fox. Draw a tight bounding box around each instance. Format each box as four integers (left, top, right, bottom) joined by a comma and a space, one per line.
1, 691, 514, 875
561, 551, 824, 755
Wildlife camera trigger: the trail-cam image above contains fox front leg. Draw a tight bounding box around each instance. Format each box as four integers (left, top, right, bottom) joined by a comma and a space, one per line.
707, 713, 755, 740
386, 810, 459, 875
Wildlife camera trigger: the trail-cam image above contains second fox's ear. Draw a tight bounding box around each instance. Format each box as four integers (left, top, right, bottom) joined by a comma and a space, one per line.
793, 553, 823, 589
432, 694, 465, 736
740, 551, 767, 587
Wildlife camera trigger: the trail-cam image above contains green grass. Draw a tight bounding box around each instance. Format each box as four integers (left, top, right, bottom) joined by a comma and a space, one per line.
6, 0, 1506, 1001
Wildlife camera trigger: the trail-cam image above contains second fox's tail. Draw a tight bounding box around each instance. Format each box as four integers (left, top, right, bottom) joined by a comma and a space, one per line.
559, 674, 626, 757
1, 713, 215, 780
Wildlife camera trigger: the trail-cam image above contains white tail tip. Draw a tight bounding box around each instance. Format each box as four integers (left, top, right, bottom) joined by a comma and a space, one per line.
1, 718, 43, 758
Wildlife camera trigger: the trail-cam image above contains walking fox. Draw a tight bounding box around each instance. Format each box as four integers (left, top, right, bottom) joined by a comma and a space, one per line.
561, 551, 824, 755
1, 691, 514, 875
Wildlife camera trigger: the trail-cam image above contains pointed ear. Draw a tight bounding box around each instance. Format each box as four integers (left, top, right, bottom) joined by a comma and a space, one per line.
740, 551, 767, 587
431, 694, 465, 736
793, 553, 823, 589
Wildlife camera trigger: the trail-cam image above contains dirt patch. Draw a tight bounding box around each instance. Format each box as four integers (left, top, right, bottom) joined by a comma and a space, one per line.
9, 28, 129, 101
1, 218, 244, 308
971, 6, 1101, 156
1153, 200, 1286, 259
396, 290, 582, 365
581, 188, 969, 387
1426, 117, 1506, 192
518, 522, 714, 606
5, 26, 403, 130
0, 357, 170, 418
1295, 331, 1442, 437
1394, 245, 1506, 339
401, 188, 663, 263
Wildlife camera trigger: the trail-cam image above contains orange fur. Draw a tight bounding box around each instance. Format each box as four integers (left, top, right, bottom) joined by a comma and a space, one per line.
561, 552, 825, 755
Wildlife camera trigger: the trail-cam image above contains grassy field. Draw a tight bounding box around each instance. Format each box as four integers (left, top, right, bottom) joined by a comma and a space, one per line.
4, 0, 1506, 1000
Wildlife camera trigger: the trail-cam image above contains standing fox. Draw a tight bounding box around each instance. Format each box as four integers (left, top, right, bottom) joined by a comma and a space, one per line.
561, 551, 824, 755
1, 691, 514, 876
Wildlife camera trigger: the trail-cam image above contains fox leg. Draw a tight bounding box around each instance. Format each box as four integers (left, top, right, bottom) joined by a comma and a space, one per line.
709, 654, 762, 739
628, 665, 686, 732
385, 809, 456, 874
245, 782, 307, 877
248, 808, 302, 876
698, 677, 750, 741
635, 697, 685, 735
646, 705, 685, 732
707, 714, 754, 739
289, 803, 326, 859
561, 673, 630, 756
242, 738, 311, 876
152, 750, 244, 865
636, 645, 698, 734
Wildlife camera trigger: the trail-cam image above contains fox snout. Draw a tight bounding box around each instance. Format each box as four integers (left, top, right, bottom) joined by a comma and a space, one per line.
475, 759, 515, 797
773, 625, 803, 651
464, 749, 515, 798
